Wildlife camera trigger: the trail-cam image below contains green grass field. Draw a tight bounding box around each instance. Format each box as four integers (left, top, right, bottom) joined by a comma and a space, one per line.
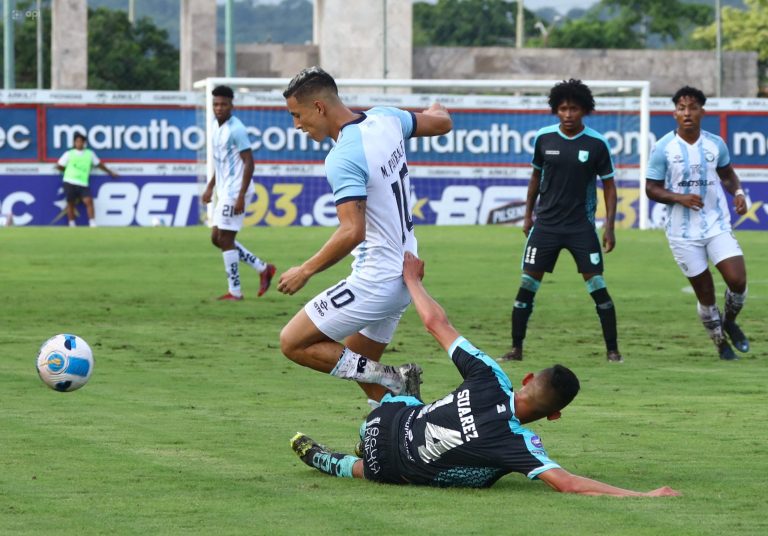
1, 225, 766, 535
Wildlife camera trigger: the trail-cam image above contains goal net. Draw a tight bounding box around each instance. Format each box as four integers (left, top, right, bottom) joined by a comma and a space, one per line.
193, 78, 651, 230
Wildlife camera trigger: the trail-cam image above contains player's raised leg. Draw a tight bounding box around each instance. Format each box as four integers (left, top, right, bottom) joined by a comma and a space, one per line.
235, 240, 276, 297
280, 309, 420, 402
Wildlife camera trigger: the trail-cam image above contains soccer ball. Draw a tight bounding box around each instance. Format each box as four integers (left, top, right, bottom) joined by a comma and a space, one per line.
36, 334, 94, 392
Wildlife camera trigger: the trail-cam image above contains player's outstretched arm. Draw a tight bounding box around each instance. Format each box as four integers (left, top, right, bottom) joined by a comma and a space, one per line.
98, 162, 118, 178
278, 199, 366, 295
402, 252, 460, 351
538, 468, 680, 497
413, 102, 452, 137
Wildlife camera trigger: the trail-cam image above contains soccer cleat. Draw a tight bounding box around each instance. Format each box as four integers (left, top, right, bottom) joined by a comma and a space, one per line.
354, 440, 364, 458
606, 350, 624, 363
258, 263, 276, 297
723, 320, 749, 353
217, 292, 243, 301
717, 340, 738, 361
498, 347, 523, 361
291, 433, 326, 467
396, 363, 423, 400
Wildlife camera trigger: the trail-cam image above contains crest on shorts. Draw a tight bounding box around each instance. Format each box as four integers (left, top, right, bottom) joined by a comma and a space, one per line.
590, 252, 600, 265
578, 150, 589, 163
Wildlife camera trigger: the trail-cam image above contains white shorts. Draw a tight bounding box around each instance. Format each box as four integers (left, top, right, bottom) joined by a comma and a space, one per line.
212, 197, 245, 232
304, 275, 411, 344
669, 231, 743, 278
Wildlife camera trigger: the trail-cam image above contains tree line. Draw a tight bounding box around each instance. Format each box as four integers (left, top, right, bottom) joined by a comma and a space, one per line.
1, 0, 764, 91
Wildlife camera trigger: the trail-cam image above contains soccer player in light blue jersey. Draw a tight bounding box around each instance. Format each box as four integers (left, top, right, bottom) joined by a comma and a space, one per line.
289, 253, 680, 497
202, 85, 276, 301
646, 86, 749, 361
278, 67, 452, 405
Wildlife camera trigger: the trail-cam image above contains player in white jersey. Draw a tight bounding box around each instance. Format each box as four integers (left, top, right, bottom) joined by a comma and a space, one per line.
646, 86, 749, 361
202, 85, 276, 301
278, 67, 452, 404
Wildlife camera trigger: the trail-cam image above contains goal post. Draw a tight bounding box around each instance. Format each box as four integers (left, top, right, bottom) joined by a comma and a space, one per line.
193, 77, 651, 229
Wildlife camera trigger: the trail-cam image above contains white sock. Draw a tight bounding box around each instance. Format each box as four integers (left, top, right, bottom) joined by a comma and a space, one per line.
89, 219, 97, 227
68, 220, 76, 227
330, 348, 403, 393
367, 399, 381, 410
235, 241, 266, 272
222, 249, 242, 297
697, 302, 724, 345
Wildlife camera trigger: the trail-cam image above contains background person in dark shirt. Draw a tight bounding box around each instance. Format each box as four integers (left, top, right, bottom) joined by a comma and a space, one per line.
501, 79, 622, 363
290, 253, 679, 497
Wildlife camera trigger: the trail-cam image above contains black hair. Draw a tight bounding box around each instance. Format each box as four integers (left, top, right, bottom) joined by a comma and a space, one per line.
212, 85, 235, 100
282, 66, 338, 101
672, 86, 707, 106
548, 79, 595, 115
73, 131, 87, 142
547, 364, 580, 409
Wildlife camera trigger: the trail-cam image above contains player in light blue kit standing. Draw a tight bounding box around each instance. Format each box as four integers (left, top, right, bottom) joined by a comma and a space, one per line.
278, 67, 452, 405
646, 86, 749, 360
202, 85, 276, 301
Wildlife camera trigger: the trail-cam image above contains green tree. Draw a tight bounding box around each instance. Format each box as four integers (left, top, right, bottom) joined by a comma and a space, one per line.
0, 4, 178, 89
692, 0, 768, 91
413, 0, 540, 46
88, 7, 179, 90
549, 0, 712, 49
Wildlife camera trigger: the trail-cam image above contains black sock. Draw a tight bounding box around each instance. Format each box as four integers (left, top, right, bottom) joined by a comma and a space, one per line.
590, 287, 618, 352
512, 287, 535, 348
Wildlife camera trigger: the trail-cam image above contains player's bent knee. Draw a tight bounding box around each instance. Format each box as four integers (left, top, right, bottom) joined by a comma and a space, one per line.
279, 328, 300, 362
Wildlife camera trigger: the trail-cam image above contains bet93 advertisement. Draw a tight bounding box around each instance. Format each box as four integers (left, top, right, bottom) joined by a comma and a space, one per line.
0, 92, 767, 228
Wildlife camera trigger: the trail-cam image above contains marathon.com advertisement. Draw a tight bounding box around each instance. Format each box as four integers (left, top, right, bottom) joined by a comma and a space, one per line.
1, 93, 767, 228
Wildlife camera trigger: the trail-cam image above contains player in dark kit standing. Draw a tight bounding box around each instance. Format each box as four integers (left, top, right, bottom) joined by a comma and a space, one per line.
289, 253, 679, 496
501, 79, 622, 363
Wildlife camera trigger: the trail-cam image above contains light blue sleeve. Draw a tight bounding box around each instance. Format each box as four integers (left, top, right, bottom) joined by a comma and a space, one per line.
325, 129, 368, 203
230, 121, 251, 153
716, 136, 731, 168
367, 106, 415, 139
647, 133, 673, 181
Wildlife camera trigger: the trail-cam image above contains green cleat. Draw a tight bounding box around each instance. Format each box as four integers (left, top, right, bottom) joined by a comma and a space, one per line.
291, 433, 325, 466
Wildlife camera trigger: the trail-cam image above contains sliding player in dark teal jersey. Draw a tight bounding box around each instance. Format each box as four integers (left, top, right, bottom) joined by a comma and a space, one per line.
289, 253, 679, 497
501, 79, 623, 363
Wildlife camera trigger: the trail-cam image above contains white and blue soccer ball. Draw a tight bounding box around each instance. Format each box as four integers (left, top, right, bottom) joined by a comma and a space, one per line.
36, 334, 94, 392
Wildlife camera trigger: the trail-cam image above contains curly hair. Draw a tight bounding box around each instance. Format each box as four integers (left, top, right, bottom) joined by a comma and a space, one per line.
283, 66, 338, 101
548, 79, 595, 115
211, 85, 234, 100
672, 86, 706, 107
